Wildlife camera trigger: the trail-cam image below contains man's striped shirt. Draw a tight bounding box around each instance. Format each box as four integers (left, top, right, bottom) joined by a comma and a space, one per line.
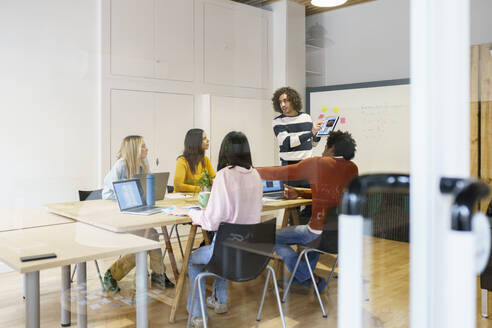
272, 112, 321, 162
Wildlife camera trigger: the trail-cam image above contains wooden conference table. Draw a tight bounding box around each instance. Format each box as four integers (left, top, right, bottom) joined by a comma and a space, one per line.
0, 208, 73, 232
46, 196, 312, 323
0, 209, 162, 328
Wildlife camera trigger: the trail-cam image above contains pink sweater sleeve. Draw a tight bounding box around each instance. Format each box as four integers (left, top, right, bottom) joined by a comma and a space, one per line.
188, 167, 263, 231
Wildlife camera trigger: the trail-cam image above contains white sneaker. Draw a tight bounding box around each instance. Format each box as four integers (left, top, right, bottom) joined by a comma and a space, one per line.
191, 316, 207, 328
206, 296, 228, 314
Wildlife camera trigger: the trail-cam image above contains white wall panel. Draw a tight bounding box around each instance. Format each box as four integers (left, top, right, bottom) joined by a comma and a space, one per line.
110, 0, 154, 78
203, 2, 267, 88
110, 89, 156, 170
110, 89, 194, 182
155, 93, 194, 182
154, 0, 194, 81
209, 96, 276, 168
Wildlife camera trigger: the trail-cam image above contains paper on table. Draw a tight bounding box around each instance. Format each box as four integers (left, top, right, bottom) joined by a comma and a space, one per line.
262, 197, 281, 203
165, 193, 192, 199
162, 205, 201, 216
183, 206, 201, 210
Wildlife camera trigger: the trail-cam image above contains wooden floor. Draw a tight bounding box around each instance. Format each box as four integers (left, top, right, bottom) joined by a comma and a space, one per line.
1, 238, 492, 327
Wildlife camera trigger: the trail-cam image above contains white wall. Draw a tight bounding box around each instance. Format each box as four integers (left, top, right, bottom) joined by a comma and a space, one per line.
307, 0, 492, 86
103, 0, 276, 176
306, 0, 409, 85
0, 0, 100, 208
269, 0, 306, 103
285, 0, 306, 104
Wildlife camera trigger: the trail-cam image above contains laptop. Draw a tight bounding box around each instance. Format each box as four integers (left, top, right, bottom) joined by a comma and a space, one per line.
262, 179, 285, 199
113, 179, 162, 215
133, 172, 170, 201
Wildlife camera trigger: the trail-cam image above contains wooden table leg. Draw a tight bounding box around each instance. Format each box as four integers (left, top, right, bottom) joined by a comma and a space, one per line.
202, 228, 211, 245
281, 208, 290, 228
161, 226, 180, 282
169, 224, 197, 323
275, 209, 292, 278
290, 208, 300, 226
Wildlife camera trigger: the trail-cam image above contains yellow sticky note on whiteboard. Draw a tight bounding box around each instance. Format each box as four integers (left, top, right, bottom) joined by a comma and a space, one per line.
322, 106, 327, 112
333, 107, 340, 113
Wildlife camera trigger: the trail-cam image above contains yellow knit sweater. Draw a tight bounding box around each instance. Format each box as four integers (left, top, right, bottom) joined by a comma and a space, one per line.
173, 156, 216, 192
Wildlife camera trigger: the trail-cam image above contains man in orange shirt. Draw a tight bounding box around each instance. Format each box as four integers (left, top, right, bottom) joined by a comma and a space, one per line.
257, 131, 358, 291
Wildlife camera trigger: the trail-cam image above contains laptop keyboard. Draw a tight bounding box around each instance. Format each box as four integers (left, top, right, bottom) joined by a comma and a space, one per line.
131, 206, 159, 212
264, 192, 284, 198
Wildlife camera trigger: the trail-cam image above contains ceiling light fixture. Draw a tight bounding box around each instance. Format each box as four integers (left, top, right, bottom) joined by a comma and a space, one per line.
311, 0, 348, 7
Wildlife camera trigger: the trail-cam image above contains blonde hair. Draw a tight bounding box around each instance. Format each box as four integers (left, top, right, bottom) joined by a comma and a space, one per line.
117, 135, 149, 179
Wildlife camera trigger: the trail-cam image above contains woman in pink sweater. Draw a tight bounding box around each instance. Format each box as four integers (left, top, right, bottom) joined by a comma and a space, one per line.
170, 131, 263, 328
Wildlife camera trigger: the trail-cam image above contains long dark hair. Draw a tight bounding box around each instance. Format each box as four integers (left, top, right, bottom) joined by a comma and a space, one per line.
217, 131, 253, 171
180, 128, 205, 174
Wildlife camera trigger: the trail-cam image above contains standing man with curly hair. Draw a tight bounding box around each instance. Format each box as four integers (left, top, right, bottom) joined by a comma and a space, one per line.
271, 87, 322, 223
271, 87, 322, 165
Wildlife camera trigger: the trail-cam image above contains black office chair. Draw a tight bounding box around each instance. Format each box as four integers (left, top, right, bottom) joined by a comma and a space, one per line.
280, 207, 339, 317
480, 200, 492, 317
71, 189, 105, 291
187, 218, 286, 328
78, 189, 102, 201
280, 206, 370, 318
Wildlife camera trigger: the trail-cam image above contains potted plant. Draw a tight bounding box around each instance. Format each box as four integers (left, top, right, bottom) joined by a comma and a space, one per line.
189, 169, 213, 208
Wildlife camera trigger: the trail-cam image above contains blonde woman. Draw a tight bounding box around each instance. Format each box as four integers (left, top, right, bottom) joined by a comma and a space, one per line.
102, 135, 174, 292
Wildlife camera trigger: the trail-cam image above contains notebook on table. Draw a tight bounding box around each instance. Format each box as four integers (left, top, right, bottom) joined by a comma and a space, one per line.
133, 172, 170, 201
262, 179, 285, 199
113, 179, 162, 215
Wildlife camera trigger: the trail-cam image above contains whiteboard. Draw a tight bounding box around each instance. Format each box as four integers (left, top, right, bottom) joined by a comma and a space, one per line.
308, 79, 410, 174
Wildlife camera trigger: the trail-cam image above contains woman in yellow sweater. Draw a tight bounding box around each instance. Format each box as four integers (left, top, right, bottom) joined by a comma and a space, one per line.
174, 128, 216, 192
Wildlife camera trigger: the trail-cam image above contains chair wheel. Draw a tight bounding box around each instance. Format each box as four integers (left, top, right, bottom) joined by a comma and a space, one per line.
323, 315, 327, 318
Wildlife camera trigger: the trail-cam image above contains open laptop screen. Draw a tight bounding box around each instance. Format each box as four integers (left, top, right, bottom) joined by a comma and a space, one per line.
113, 179, 144, 210
262, 179, 283, 193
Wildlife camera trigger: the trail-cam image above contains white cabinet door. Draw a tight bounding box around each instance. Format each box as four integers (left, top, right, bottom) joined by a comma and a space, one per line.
110, 0, 194, 82
154, 93, 194, 183
203, 3, 266, 88
154, 0, 194, 81
210, 96, 276, 168
110, 89, 157, 171
110, 0, 154, 78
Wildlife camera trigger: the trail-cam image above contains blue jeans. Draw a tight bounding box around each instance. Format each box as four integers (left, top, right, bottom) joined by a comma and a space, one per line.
275, 225, 320, 282
187, 241, 228, 317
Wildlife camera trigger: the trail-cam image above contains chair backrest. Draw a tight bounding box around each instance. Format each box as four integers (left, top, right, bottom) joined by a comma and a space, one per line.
480, 200, 492, 290
205, 218, 276, 282
78, 189, 103, 201
362, 191, 410, 242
